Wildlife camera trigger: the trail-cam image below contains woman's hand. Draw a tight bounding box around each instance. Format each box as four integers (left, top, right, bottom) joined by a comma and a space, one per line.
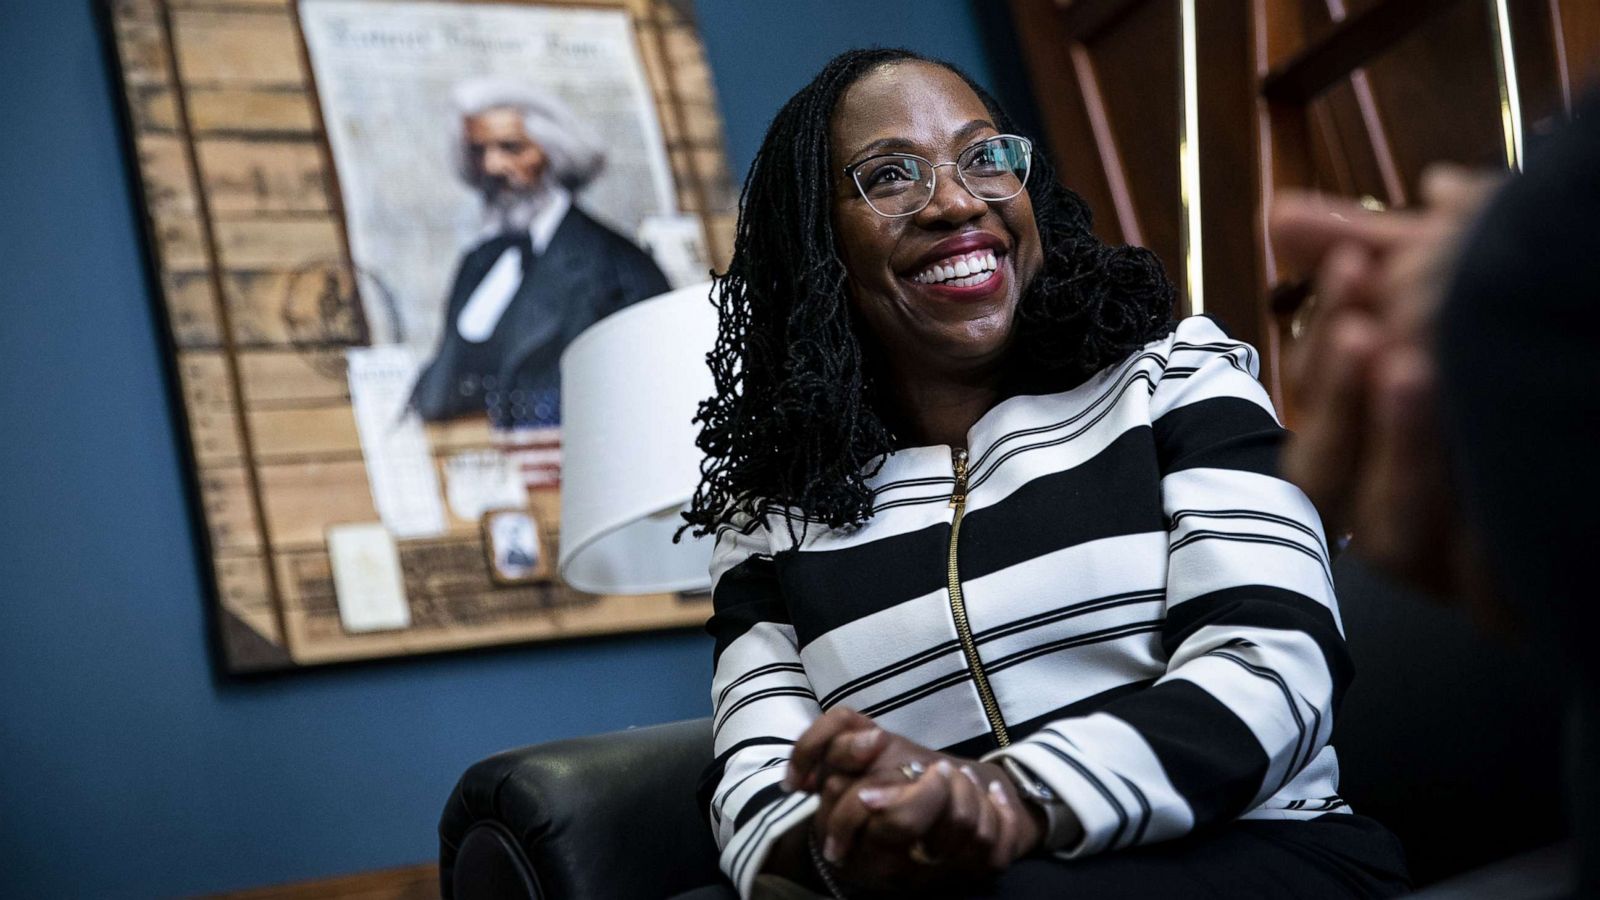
836, 757, 1041, 868
786, 707, 910, 793
786, 709, 1043, 890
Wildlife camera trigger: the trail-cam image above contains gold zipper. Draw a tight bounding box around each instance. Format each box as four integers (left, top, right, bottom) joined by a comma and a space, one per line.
947, 447, 1011, 748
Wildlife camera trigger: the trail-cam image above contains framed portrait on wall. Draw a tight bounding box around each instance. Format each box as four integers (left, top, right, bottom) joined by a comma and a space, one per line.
481, 508, 550, 585
104, 0, 735, 672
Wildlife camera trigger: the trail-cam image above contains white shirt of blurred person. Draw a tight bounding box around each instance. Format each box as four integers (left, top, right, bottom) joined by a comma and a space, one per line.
408, 78, 670, 424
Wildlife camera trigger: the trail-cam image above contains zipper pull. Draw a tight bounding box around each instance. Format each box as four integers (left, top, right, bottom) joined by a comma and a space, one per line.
950, 447, 968, 508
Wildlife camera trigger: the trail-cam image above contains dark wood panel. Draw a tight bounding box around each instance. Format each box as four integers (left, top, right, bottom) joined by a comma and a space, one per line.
1196, 0, 1263, 345
1263, 0, 1461, 104
1059, 0, 1143, 42
1362, 0, 1508, 193
1552, 0, 1600, 113
1282, 2, 1404, 204
1254, 0, 1318, 284
1511, 0, 1570, 148
1006, 0, 1128, 246
1011, 0, 1598, 404
1306, 79, 1391, 200
1084, 0, 1182, 299
1069, 44, 1147, 245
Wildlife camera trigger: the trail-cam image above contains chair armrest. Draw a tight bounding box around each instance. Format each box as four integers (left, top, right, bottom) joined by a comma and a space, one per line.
439, 717, 727, 900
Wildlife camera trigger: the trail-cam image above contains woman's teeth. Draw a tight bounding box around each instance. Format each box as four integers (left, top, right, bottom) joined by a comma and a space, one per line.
911, 250, 1000, 287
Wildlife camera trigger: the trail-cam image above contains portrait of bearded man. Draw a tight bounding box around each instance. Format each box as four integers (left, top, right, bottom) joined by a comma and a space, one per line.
408, 78, 671, 424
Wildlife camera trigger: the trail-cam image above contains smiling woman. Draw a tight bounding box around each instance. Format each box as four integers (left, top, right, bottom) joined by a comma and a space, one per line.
684, 49, 1409, 899
684, 51, 1174, 538
826, 63, 1047, 452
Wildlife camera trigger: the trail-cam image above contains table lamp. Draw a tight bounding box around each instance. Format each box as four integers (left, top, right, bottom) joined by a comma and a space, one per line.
557, 281, 719, 595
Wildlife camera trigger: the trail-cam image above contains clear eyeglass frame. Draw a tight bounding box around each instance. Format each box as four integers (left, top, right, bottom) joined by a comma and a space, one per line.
842, 134, 1034, 218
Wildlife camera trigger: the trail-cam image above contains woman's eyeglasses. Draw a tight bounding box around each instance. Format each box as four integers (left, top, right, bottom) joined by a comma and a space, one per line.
843, 134, 1033, 218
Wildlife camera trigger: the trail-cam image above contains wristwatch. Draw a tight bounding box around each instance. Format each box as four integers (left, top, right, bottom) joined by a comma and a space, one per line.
999, 757, 1074, 849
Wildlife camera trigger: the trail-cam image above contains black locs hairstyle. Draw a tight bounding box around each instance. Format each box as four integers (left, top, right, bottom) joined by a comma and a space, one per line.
681, 48, 1174, 539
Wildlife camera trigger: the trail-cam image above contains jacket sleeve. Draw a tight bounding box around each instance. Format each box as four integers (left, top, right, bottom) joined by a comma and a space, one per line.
696, 515, 822, 898
985, 315, 1350, 857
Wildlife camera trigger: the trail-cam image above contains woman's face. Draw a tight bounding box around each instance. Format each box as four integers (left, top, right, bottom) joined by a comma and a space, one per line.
829, 61, 1043, 380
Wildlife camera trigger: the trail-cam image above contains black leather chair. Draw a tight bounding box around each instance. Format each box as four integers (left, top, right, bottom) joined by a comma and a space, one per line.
439, 557, 1573, 898
439, 717, 723, 899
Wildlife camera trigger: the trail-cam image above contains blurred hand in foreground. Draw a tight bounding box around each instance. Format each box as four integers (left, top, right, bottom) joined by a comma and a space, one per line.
1269, 166, 1504, 611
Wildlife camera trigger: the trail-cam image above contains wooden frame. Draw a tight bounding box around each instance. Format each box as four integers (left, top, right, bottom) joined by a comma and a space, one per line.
480, 508, 552, 585
104, 0, 735, 672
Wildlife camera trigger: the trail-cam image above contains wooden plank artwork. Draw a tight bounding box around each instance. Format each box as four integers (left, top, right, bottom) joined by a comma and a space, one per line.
105, 0, 731, 672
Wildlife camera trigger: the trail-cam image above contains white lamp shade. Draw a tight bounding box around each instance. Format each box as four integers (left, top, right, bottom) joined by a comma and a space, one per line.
557, 281, 718, 595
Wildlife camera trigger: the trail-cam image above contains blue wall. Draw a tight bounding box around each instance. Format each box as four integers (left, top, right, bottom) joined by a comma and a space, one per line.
0, 2, 1030, 896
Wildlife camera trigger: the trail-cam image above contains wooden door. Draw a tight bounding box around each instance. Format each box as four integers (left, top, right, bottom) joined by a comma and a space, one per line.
1008, 0, 1600, 408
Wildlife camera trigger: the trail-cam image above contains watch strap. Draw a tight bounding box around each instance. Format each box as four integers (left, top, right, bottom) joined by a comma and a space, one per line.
999, 757, 1076, 850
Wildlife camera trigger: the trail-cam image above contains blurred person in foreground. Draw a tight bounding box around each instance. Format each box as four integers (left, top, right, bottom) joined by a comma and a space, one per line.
1271, 91, 1600, 895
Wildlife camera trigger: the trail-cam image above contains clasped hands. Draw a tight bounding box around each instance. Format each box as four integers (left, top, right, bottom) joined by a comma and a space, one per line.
1270, 165, 1504, 617
780, 708, 1045, 893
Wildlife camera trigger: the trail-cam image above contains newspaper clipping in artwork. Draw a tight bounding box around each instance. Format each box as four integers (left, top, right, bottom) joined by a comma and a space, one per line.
300, 0, 703, 512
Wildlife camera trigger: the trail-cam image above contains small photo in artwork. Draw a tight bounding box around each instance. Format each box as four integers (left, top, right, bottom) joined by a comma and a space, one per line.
482, 508, 550, 585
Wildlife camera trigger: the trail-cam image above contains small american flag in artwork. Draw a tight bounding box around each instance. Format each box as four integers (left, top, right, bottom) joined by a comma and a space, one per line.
486, 385, 562, 489
495, 425, 562, 490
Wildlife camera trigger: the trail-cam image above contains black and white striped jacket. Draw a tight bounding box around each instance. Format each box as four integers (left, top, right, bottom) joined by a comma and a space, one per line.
701, 317, 1350, 897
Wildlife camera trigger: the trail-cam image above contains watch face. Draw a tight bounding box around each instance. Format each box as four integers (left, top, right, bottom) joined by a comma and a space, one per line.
1002, 759, 1058, 803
